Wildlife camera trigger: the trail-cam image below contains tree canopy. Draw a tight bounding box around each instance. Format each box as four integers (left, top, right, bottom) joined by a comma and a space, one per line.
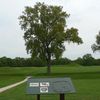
92, 32, 100, 52
19, 2, 83, 74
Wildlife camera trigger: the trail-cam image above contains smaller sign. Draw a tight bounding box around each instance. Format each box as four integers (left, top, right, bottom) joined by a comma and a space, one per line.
40, 87, 48, 93
30, 83, 39, 87
40, 82, 50, 87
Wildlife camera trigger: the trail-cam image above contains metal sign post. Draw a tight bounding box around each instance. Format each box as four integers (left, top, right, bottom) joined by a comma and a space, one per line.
60, 94, 65, 100
37, 94, 40, 100
27, 77, 75, 100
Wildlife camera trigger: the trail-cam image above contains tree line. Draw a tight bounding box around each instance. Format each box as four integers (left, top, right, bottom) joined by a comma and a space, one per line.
0, 54, 100, 67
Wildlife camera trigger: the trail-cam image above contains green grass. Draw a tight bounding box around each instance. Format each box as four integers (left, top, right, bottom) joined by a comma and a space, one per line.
0, 67, 46, 87
0, 64, 100, 100
0, 76, 24, 88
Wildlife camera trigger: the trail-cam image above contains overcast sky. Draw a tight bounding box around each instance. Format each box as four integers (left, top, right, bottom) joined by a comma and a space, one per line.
0, 0, 100, 60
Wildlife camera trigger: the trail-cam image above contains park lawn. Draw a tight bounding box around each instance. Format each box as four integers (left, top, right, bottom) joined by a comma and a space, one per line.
0, 67, 46, 87
0, 79, 100, 100
0, 65, 100, 100
0, 76, 24, 88
0, 65, 100, 87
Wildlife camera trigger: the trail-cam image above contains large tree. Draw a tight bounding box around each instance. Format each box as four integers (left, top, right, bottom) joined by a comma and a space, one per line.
19, 2, 83, 74
92, 32, 100, 52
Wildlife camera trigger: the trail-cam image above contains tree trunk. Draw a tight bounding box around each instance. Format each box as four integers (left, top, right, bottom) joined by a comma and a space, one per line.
47, 61, 51, 74
46, 48, 51, 74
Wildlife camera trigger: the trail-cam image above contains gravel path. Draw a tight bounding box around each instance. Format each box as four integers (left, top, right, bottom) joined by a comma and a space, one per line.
0, 77, 30, 93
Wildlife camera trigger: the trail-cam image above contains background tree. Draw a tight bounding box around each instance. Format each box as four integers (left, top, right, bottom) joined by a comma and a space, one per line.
92, 32, 100, 52
0, 57, 12, 67
19, 2, 83, 74
82, 54, 95, 66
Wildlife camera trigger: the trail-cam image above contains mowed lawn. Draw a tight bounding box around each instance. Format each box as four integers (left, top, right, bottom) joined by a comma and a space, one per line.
0, 64, 100, 100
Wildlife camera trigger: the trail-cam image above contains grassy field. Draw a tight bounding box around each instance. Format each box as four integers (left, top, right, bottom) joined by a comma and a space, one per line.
0, 64, 100, 100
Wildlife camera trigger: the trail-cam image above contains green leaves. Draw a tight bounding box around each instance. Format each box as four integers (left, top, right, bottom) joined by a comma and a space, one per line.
92, 32, 100, 52
19, 2, 83, 73
66, 27, 83, 44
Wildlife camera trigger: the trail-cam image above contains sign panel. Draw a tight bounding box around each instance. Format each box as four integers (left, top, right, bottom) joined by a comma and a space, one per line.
27, 78, 75, 94
29, 83, 39, 87
40, 82, 49, 87
40, 87, 48, 93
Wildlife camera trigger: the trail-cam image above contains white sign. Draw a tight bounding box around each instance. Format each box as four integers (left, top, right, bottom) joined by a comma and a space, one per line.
40, 82, 50, 87
40, 87, 48, 93
29, 83, 39, 87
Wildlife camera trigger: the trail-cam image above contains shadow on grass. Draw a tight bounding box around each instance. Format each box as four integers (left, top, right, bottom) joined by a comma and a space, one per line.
0, 74, 31, 76
0, 71, 100, 79
35, 72, 100, 79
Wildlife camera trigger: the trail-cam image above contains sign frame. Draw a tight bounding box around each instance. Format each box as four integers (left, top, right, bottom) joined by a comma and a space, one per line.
27, 77, 75, 95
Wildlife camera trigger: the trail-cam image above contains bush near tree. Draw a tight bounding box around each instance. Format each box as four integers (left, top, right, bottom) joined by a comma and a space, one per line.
75, 54, 100, 66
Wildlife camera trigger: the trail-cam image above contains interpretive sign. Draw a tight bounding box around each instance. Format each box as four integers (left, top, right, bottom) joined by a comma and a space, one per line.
27, 78, 75, 94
